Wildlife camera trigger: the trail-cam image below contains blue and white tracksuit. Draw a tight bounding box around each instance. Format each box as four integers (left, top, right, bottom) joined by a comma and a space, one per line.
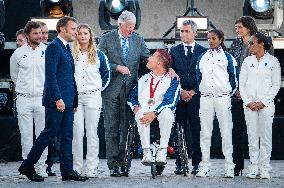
10, 43, 48, 173
239, 53, 281, 173
196, 47, 237, 170
72, 49, 111, 175
127, 72, 180, 150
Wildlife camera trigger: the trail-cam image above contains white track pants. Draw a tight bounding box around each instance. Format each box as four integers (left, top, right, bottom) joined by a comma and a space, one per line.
16, 95, 47, 171
73, 93, 102, 174
135, 108, 174, 150
244, 103, 274, 173
199, 95, 234, 170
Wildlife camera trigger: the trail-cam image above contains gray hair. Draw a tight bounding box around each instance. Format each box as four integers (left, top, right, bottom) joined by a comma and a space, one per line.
182, 20, 197, 33
118, 10, 136, 25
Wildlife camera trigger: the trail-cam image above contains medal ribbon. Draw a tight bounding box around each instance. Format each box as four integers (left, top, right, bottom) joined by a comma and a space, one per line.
149, 75, 161, 99
149, 72, 168, 102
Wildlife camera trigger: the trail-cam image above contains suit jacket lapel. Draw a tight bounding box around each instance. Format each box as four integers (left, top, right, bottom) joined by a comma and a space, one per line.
56, 38, 75, 72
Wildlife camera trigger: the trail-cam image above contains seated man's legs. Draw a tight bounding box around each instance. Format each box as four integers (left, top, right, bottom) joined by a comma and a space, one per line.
156, 108, 174, 163
135, 110, 151, 163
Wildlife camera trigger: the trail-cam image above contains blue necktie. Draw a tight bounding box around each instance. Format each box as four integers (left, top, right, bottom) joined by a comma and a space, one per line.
66, 44, 71, 54
121, 37, 128, 62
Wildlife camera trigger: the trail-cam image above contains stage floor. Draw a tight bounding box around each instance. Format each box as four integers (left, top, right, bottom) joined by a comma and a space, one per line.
0, 159, 284, 188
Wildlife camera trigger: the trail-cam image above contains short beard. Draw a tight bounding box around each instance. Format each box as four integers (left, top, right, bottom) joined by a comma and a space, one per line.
29, 39, 40, 46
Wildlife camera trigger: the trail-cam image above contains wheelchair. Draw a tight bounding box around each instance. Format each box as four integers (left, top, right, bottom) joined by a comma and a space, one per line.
124, 117, 189, 178
171, 122, 189, 176
124, 118, 165, 178
123, 119, 137, 177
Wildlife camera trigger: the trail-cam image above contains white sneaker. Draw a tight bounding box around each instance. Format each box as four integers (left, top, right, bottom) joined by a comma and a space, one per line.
155, 149, 167, 164
83, 171, 98, 178
260, 170, 270, 179
18, 174, 27, 179
224, 168, 234, 178
246, 169, 259, 179
141, 149, 152, 165
196, 168, 210, 177
37, 169, 48, 178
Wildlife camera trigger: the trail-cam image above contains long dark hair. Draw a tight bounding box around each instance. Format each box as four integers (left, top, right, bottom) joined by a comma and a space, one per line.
208, 29, 226, 51
235, 16, 257, 36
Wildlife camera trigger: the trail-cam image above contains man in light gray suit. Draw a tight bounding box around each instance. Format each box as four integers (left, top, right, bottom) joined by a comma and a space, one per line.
98, 10, 150, 177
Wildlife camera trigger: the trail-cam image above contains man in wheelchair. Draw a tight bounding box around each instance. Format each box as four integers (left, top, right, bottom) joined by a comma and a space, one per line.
127, 49, 180, 165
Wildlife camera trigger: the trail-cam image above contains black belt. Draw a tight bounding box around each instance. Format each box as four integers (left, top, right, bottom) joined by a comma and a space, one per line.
16, 93, 42, 98
78, 89, 101, 95
201, 93, 230, 98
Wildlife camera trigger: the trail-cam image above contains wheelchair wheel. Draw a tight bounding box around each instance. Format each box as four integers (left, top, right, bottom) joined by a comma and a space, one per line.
124, 123, 136, 177
151, 163, 156, 179
176, 123, 189, 176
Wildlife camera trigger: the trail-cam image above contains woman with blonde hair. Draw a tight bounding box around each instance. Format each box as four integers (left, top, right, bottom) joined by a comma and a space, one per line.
72, 24, 111, 178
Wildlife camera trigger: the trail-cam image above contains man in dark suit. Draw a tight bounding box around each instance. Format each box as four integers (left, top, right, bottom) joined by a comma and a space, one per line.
98, 10, 150, 177
170, 19, 207, 175
18, 16, 87, 182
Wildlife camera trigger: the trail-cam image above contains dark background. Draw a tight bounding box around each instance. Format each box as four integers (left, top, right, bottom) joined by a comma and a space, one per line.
2, 0, 41, 41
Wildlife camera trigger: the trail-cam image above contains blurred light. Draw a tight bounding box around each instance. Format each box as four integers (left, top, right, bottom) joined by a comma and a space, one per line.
40, 0, 73, 18
99, 0, 141, 30
251, 0, 270, 12
243, 0, 283, 31
30, 17, 60, 31
106, 0, 125, 14
244, 0, 274, 19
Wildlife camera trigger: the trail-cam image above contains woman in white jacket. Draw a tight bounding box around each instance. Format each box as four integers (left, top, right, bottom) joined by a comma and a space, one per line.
239, 32, 281, 179
196, 29, 237, 178
72, 24, 111, 178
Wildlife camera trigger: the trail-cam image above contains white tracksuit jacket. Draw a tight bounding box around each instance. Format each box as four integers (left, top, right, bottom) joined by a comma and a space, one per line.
239, 52, 281, 173
127, 72, 180, 149
196, 47, 237, 170
72, 49, 111, 175
10, 43, 48, 173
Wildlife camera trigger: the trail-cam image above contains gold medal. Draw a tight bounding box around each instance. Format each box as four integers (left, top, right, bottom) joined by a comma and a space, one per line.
148, 98, 155, 106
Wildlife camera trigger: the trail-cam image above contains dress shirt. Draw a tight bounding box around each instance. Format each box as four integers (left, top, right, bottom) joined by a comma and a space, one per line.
183, 41, 195, 56
57, 35, 69, 48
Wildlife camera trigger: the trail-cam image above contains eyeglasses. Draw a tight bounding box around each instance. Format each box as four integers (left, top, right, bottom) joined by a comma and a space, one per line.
180, 30, 191, 33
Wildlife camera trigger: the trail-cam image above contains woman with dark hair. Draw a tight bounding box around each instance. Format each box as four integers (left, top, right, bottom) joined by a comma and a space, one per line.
239, 32, 281, 179
196, 29, 237, 178
229, 16, 257, 176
